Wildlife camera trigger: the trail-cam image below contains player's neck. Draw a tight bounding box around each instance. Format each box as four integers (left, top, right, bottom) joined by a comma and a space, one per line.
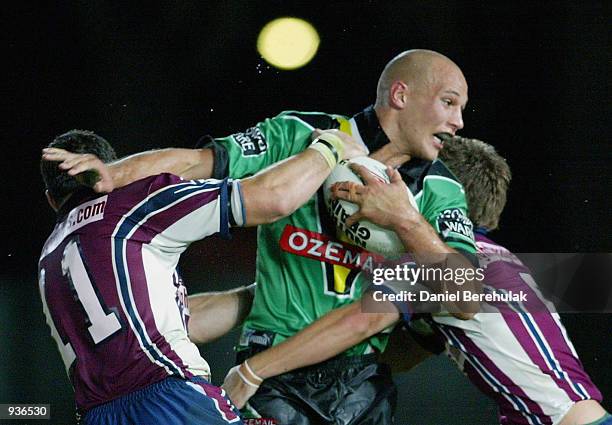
54, 191, 88, 217
372, 106, 412, 168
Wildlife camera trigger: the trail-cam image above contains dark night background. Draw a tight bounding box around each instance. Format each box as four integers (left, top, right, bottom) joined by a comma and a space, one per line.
1, 1, 610, 424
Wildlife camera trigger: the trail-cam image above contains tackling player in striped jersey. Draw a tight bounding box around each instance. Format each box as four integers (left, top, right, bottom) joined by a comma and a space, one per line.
409, 137, 608, 425
39, 129, 362, 424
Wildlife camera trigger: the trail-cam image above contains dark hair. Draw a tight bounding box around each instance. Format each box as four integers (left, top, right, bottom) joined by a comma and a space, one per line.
438, 137, 511, 230
41, 130, 117, 202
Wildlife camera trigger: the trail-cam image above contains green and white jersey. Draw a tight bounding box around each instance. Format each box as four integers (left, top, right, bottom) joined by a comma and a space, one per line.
206, 106, 477, 356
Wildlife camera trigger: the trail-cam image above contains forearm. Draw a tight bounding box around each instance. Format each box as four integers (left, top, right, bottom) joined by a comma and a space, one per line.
109, 148, 214, 188
187, 285, 254, 344
393, 214, 455, 258
240, 148, 332, 226
221, 295, 398, 409
393, 217, 480, 319
248, 301, 398, 379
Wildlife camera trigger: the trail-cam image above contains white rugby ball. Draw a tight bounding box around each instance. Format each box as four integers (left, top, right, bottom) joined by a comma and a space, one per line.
322, 157, 417, 256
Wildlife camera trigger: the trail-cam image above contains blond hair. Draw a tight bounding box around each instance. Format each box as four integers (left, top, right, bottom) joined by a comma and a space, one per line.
439, 137, 511, 230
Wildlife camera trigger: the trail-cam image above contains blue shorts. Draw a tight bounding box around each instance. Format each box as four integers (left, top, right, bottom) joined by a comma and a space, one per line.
84, 376, 242, 425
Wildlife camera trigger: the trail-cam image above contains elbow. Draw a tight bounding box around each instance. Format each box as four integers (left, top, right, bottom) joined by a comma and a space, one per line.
187, 324, 205, 345
341, 310, 387, 341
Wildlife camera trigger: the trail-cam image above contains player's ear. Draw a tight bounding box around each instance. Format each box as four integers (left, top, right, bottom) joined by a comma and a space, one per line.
46, 190, 59, 212
389, 80, 409, 109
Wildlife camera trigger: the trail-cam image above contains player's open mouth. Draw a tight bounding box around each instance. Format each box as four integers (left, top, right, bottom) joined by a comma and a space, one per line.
433, 133, 452, 149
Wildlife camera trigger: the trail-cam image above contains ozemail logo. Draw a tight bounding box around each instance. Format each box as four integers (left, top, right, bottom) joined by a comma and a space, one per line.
244, 419, 277, 425
279, 225, 385, 273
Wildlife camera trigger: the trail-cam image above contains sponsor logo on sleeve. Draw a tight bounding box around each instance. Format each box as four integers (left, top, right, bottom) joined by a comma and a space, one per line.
437, 208, 474, 241
231, 126, 268, 156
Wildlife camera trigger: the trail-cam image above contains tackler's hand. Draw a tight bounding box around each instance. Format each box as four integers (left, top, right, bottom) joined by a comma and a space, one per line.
311, 128, 366, 160
42, 148, 115, 193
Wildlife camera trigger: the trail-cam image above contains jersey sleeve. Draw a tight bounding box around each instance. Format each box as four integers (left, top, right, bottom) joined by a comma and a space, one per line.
136, 174, 244, 251
206, 111, 343, 179
418, 162, 477, 254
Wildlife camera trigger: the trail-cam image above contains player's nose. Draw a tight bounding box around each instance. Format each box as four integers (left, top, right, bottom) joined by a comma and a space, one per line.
448, 109, 464, 133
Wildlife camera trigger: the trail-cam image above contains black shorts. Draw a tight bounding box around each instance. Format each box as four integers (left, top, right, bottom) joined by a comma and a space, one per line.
238, 350, 396, 425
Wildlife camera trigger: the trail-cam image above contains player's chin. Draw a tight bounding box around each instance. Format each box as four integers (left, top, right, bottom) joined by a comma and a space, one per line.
421, 147, 440, 162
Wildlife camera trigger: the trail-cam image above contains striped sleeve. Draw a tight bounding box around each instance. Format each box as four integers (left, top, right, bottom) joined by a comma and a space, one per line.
117, 174, 244, 250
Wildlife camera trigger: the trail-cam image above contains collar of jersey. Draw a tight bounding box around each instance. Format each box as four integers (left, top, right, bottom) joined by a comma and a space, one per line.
352, 105, 432, 193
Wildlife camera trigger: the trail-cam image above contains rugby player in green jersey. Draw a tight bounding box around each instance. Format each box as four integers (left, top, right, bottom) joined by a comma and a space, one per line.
223, 138, 610, 425
44, 49, 478, 424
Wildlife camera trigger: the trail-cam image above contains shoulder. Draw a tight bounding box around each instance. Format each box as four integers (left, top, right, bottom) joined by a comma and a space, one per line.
107, 173, 192, 210
424, 159, 463, 189
420, 160, 465, 201
475, 234, 511, 255
116, 173, 184, 196
429, 159, 461, 182
399, 159, 463, 196
273, 110, 347, 130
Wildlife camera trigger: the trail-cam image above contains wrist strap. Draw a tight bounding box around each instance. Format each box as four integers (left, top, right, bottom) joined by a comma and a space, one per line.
243, 359, 263, 383
308, 132, 345, 169
236, 367, 260, 388
319, 132, 345, 160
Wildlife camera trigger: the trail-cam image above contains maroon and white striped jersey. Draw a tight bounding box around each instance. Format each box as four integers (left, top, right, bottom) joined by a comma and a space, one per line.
38, 173, 244, 411
433, 233, 602, 425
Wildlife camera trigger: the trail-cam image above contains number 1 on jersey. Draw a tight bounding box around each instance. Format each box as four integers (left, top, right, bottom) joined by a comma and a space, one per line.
62, 240, 122, 344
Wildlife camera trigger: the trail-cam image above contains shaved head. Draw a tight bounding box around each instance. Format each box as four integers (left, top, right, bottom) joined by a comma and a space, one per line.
371, 49, 468, 161
375, 49, 462, 107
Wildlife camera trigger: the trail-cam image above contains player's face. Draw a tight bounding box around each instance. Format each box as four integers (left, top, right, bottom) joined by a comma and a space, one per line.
399, 64, 468, 161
